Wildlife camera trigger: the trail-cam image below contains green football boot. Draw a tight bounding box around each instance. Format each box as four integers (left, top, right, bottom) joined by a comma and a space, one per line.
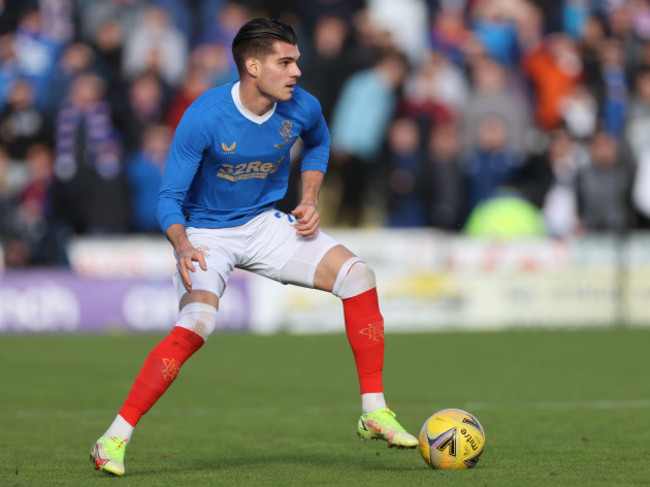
90, 436, 128, 476
358, 408, 418, 448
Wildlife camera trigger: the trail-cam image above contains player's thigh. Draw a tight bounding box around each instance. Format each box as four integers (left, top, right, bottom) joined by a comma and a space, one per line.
172, 227, 241, 304
179, 289, 219, 310
245, 210, 340, 288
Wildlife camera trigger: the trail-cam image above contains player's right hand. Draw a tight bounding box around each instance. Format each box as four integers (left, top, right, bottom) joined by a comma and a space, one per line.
176, 245, 207, 292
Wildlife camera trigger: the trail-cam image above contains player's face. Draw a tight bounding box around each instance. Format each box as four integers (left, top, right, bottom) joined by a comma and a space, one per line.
256, 41, 301, 102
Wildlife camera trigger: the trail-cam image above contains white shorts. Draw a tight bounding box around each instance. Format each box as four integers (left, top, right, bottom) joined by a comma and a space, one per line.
173, 209, 340, 301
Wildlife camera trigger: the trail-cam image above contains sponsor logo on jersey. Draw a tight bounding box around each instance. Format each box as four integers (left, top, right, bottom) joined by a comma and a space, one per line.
274, 120, 298, 148
221, 141, 236, 153
216, 156, 285, 181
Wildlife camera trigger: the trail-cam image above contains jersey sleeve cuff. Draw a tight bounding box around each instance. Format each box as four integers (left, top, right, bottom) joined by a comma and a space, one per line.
159, 215, 186, 234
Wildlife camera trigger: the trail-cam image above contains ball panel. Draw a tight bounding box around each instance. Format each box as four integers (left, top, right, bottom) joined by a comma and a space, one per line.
418, 408, 485, 470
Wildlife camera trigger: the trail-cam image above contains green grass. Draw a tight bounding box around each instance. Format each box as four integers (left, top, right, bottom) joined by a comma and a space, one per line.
1, 328, 650, 486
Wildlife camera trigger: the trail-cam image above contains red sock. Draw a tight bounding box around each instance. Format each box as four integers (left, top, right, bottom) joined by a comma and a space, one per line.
118, 326, 204, 426
342, 288, 384, 394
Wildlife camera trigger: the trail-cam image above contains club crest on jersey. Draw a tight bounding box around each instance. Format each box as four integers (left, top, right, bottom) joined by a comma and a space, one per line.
221, 141, 236, 153
274, 120, 297, 148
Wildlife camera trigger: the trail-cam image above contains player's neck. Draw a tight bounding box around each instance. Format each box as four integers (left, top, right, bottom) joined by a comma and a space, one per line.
238, 80, 275, 116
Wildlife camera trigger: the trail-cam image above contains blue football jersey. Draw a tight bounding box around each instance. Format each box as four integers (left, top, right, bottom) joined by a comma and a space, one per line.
157, 81, 330, 232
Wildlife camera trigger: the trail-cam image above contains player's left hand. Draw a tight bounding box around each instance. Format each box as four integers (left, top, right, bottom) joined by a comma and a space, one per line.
291, 203, 320, 238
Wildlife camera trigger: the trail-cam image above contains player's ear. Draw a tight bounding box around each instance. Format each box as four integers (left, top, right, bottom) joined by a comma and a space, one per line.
245, 57, 259, 77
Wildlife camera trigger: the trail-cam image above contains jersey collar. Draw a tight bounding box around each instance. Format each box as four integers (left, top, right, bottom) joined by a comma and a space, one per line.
231, 81, 276, 125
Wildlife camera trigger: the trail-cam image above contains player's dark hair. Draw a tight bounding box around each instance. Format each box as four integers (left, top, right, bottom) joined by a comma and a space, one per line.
232, 18, 298, 74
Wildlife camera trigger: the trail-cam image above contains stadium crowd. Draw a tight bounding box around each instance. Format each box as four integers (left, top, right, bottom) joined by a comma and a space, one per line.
0, 0, 649, 267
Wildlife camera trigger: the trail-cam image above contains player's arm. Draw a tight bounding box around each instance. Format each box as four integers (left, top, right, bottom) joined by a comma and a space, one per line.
292, 99, 330, 238
157, 105, 208, 291
292, 169, 323, 238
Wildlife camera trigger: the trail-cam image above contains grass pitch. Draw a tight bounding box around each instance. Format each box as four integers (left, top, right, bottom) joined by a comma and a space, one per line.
1, 328, 649, 487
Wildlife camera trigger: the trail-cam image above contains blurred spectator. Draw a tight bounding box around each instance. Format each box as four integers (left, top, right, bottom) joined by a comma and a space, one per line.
0, 79, 51, 159
424, 121, 465, 230
0, 1, 26, 36
470, 0, 523, 67
77, 0, 146, 43
113, 72, 169, 153
522, 33, 584, 130
346, 8, 389, 69
463, 57, 529, 152
3, 143, 66, 266
52, 72, 129, 234
563, 0, 591, 40
122, 5, 189, 87
579, 14, 607, 92
597, 38, 628, 136
516, 128, 587, 238
40, 0, 76, 45
428, 6, 471, 66
384, 117, 427, 227
463, 115, 521, 212
299, 15, 353, 124
0, 34, 20, 110
559, 83, 598, 139
577, 130, 635, 232
632, 148, 650, 228
197, 1, 250, 49
292, 0, 361, 31
165, 65, 211, 129
626, 67, 650, 160
12, 8, 66, 110
126, 124, 170, 232
89, 19, 124, 95
152, 0, 223, 47
367, 0, 429, 65
630, 0, 650, 41
46, 42, 95, 117
625, 68, 650, 229
190, 42, 236, 88
608, 3, 646, 83
0, 144, 13, 240
330, 49, 409, 226
401, 51, 468, 126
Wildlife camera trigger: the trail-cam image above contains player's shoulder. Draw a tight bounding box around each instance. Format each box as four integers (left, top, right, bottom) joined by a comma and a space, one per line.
289, 85, 320, 108
281, 85, 322, 120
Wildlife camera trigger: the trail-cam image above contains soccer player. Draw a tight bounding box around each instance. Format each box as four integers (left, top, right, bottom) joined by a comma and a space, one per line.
90, 18, 418, 477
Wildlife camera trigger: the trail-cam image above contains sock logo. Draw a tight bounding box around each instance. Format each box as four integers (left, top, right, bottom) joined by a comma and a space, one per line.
161, 358, 181, 382
359, 321, 384, 342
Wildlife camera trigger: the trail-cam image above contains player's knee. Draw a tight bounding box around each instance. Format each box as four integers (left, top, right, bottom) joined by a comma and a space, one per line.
176, 302, 218, 340
332, 257, 376, 299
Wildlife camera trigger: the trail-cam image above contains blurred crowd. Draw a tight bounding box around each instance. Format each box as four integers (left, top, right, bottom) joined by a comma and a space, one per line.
1, 0, 650, 267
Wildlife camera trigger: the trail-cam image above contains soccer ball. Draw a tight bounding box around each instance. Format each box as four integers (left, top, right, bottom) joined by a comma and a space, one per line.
419, 408, 485, 469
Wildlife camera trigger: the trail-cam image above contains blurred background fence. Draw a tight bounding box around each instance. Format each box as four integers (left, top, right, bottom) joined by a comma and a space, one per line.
3, 231, 650, 333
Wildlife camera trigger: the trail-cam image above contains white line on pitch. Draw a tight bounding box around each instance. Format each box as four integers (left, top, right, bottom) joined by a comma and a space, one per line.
2, 399, 650, 421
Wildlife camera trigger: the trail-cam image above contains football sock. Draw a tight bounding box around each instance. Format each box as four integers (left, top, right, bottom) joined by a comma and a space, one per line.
361, 392, 388, 414
118, 326, 205, 426
342, 287, 385, 396
103, 414, 134, 442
